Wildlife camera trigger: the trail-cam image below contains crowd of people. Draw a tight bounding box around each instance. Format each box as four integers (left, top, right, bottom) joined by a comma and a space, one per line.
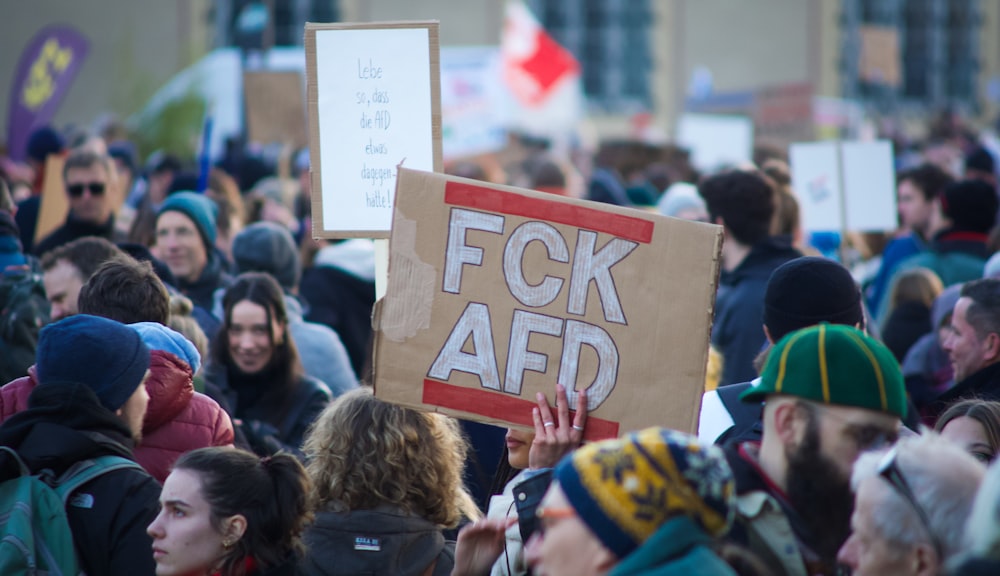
2, 110, 1000, 575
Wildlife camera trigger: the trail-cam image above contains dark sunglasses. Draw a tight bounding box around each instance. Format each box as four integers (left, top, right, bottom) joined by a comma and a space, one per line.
877, 447, 943, 558
67, 182, 106, 198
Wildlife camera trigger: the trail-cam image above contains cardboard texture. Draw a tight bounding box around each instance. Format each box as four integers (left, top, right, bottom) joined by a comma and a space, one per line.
373, 168, 723, 440
35, 155, 67, 244
243, 71, 308, 148
305, 21, 442, 240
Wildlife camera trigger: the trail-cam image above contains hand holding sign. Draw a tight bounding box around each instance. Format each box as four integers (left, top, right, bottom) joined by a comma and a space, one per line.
529, 384, 587, 470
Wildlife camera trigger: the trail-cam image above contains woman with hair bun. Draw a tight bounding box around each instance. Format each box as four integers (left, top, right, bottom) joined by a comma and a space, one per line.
147, 446, 312, 575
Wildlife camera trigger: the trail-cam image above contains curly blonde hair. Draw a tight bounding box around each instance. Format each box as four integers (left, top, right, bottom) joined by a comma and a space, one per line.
303, 388, 481, 527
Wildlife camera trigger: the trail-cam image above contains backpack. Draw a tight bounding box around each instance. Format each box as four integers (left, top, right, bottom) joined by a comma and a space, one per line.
0, 259, 50, 383
0, 446, 144, 575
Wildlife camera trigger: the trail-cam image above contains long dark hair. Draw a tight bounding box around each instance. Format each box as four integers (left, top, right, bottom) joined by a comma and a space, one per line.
214, 272, 303, 389
173, 447, 312, 576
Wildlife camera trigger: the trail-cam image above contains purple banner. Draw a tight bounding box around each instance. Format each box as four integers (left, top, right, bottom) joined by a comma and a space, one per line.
6, 26, 90, 162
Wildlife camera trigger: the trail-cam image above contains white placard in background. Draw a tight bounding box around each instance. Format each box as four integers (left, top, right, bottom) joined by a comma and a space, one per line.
790, 141, 843, 232
313, 27, 435, 235
790, 140, 897, 233
676, 113, 754, 172
842, 141, 897, 231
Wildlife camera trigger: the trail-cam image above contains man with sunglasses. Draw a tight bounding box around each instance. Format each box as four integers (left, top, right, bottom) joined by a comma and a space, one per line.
34, 150, 127, 257
837, 434, 984, 575
722, 323, 907, 576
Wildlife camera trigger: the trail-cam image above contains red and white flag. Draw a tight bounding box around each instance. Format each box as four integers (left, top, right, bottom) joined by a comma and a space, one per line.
501, 1, 580, 107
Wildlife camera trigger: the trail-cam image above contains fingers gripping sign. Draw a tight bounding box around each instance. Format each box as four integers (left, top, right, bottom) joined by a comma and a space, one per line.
529, 384, 588, 469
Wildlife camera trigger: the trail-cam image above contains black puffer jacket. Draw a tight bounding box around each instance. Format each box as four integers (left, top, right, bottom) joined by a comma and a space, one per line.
299, 506, 455, 576
0, 382, 161, 575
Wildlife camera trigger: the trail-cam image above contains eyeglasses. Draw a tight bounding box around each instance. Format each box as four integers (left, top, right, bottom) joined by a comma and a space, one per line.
877, 447, 943, 558
535, 506, 576, 536
67, 182, 106, 198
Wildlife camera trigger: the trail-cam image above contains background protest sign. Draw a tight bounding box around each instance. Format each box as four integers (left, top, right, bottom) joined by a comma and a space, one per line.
305, 21, 442, 239
35, 154, 66, 244
676, 113, 754, 172
243, 71, 308, 148
373, 168, 723, 439
790, 140, 897, 233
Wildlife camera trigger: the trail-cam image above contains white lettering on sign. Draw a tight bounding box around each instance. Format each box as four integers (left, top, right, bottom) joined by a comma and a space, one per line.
428, 302, 501, 390
504, 310, 564, 395
434, 208, 639, 409
567, 231, 638, 325
503, 221, 569, 308
558, 320, 620, 411
442, 208, 505, 294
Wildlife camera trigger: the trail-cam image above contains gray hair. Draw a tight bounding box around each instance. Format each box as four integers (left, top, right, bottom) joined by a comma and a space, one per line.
852, 433, 985, 563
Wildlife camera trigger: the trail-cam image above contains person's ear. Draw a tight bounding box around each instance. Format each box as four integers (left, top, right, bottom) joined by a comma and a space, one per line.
911, 541, 938, 576
984, 332, 1000, 363
771, 401, 807, 449
763, 325, 774, 344
221, 514, 247, 547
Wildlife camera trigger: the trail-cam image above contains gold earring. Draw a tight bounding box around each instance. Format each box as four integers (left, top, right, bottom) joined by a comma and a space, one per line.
223, 539, 233, 550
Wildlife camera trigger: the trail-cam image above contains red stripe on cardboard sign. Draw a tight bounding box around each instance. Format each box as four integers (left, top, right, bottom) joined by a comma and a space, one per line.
422, 378, 620, 441
444, 182, 654, 244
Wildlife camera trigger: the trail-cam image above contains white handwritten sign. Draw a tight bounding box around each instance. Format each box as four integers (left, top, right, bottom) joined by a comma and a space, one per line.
305, 22, 442, 239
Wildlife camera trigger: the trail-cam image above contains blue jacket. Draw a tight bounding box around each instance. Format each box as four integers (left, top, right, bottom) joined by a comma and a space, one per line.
608, 516, 736, 576
866, 233, 924, 318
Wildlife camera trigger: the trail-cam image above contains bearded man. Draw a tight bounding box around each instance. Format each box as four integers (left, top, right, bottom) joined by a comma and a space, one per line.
721, 323, 907, 576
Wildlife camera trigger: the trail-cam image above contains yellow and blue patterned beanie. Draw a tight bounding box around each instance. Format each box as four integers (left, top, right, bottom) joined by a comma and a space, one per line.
554, 427, 735, 559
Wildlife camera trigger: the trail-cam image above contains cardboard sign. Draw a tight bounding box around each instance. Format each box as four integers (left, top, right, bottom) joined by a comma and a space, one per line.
305, 21, 442, 239
243, 71, 308, 148
373, 168, 723, 439
676, 113, 754, 172
791, 140, 897, 233
35, 155, 67, 244
859, 26, 901, 87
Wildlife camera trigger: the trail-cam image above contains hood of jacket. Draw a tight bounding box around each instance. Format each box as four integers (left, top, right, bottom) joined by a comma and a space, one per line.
0, 381, 136, 474
301, 506, 449, 576
143, 350, 195, 433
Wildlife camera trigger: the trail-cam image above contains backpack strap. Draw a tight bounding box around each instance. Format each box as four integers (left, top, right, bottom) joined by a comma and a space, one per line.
52, 455, 145, 505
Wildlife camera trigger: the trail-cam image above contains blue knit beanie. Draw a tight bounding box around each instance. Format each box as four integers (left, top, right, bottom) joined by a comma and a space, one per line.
26, 126, 65, 164
36, 315, 151, 411
158, 191, 218, 250
129, 322, 201, 374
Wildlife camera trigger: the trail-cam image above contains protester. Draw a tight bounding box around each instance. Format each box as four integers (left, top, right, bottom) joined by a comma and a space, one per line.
837, 433, 985, 575
901, 283, 961, 416
299, 387, 480, 576
934, 399, 1000, 464
16, 125, 67, 252
40, 236, 125, 321
453, 427, 740, 576
880, 179, 998, 319
699, 169, 801, 385
204, 272, 331, 457
128, 322, 235, 482
167, 293, 209, 371
154, 191, 233, 312
881, 267, 942, 362
485, 384, 587, 576
227, 221, 358, 396
300, 238, 377, 376
128, 153, 182, 248
0, 314, 160, 574
35, 150, 128, 256
722, 323, 906, 575
933, 279, 1000, 418
867, 164, 953, 318
699, 257, 865, 445
78, 257, 171, 324
148, 447, 312, 576
657, 182, 708, 222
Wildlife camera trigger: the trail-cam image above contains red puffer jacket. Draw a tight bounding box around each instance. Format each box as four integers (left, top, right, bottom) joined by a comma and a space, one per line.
138, 350, 235, 482
0, 351, 235, 483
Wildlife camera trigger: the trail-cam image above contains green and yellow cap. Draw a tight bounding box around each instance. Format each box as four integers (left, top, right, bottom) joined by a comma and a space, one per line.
740, 323, 907, 418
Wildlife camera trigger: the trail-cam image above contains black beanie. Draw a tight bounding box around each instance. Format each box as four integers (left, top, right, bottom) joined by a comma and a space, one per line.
942, 180, 999, 234
763, 257, 863, 342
